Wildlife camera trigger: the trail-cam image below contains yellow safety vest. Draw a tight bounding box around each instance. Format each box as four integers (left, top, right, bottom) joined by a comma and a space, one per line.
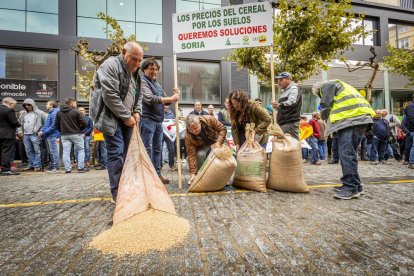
329, 80, 376, 123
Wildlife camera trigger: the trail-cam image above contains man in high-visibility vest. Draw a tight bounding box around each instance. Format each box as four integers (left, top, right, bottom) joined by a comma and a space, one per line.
312, 80, 375, 200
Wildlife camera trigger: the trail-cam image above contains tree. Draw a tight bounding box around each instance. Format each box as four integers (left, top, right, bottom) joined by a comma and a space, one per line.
74, 12, 147, 98
229, 0, 368, 84
383, 43, 414, 86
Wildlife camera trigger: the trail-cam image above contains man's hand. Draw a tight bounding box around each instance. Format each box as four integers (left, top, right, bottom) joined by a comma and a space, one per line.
190, 173, 197, 183
37, 131, 43, 138
133, 113, 140, 123
123, 116, 136, 127
272, 100, 280, 109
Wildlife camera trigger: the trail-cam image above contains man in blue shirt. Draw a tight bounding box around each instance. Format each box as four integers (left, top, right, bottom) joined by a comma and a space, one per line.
39, 100, 60, 173
78, 107, 94, 168
140, 58, 180, 184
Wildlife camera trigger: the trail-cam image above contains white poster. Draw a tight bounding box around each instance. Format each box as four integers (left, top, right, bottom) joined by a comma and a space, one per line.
172, 2, 273, 53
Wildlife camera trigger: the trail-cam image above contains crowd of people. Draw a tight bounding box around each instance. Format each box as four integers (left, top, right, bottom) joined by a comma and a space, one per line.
1, 42, 414, 201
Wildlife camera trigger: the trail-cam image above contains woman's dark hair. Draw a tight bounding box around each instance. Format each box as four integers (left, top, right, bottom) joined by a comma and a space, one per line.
228, 89, 251, 125
141, 57, 160, 71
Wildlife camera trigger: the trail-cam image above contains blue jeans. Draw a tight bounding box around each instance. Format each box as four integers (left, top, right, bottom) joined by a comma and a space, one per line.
62, 134, 85, 171
309, 137, 320, 163
386, 143, 394, 160
332, 136, 339, 161
163, 134, 175, 167
410, 131, 414, 164
337, 124, 367, 192
74, 136, 91, 163
95, 141, 107, 167
46, 136, 59, 170
141, 119, 163, 176
318, 140, 326, 160
370, 136, 387, 162
104, 124, 132, 197
23, 134, 41, 168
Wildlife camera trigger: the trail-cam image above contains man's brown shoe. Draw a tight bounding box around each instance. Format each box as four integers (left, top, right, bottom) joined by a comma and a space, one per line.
159, 175, 170, 184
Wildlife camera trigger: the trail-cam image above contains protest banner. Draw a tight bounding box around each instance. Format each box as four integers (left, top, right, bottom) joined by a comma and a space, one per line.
172, 2, 273, 53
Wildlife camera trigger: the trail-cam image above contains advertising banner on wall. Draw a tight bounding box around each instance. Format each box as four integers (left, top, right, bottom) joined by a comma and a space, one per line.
0, 79, 57, 101
172, 2, 273, 53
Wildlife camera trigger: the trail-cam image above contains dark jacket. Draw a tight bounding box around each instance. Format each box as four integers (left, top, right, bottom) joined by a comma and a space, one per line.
141, 75, 166, 123
372, 117, 390, 140
41, 107, 60, 138
277, 82, 302, 126
81, 116, 94, 137
189, 109, 209, 116
218, 109, 231, 126
0, 104, 20, 139
185, 115, 226, 174
90, 54, 142, 136
404, 102, 414, 132
55, 105, 87, 135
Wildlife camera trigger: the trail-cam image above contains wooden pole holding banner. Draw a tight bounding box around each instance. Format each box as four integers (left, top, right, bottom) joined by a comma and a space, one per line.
173, 53, 182, 189
270, 46, 276, 123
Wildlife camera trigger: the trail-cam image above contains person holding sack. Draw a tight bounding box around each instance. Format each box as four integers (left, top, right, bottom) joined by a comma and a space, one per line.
185, 114, 226, 184
228, 89, 272, 151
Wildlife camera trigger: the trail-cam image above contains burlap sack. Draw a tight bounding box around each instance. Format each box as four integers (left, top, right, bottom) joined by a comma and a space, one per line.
266, 124, 310, 193
232, 123, 267, 192
113, 126, 176, 225
189, 144, 237, 192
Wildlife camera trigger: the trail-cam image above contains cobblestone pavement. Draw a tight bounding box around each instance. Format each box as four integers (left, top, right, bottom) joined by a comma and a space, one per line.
1, 159, 413, 275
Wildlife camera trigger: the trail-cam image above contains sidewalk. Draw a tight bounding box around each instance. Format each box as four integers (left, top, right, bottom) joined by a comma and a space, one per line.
0, 159, 413, 274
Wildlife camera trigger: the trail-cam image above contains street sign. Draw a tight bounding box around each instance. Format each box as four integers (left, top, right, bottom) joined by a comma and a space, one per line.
172, 2, 273, 53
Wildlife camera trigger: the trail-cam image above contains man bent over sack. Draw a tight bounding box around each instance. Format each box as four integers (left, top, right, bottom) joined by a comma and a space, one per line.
185, 114, 226, 184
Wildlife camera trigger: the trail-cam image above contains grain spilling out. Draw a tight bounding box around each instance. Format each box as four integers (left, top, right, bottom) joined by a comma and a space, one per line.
88, 209, 190, 255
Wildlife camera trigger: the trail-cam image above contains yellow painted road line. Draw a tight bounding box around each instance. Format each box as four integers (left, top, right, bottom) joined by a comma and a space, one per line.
1, 180, 413, 208
0, 198, 110, 208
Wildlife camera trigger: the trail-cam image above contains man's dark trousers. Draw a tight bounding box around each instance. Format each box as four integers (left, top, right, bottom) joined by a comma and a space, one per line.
337, 124, 367, 193
0, 139, 15, 172
104, 123, 132, 198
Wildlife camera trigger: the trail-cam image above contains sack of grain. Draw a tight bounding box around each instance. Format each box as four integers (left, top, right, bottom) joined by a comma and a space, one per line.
232, 123, 267, 192
189, 144, 236, 192
267, 124, 309, 193
113, 126, 176, 225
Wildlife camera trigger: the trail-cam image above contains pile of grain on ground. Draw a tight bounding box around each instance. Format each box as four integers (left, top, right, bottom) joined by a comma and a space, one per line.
88, 209, 190, 255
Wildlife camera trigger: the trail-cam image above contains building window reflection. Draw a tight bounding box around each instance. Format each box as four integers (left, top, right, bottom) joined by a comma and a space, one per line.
176, 0, 221, 13
77, 0, 163, 43
0, 0, 58, 34
388, 22, 414, 49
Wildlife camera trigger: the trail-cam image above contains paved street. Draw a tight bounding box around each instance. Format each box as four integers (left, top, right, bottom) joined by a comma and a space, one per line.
1, 160, 413, 275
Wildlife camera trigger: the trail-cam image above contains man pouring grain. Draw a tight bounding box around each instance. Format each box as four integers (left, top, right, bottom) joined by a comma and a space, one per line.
185, 114, 226, 184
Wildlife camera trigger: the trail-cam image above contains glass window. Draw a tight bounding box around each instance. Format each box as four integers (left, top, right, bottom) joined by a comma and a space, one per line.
27, 0, 58, 14
389, 23, 414, 49
176, 1, 200, 13
0, 0, 25, 10
362, 0, 414, 9
116, 21, 136, 38
136, 0, 162, 24
136, 23, 162, 43
108, 0, 135, 21
78, 17, 107, 39
398, 37, 410, 49
0, 9, 25, 32
177, 61, 221, 104
27, 12, 58, 34
391, 90, 414, 116
352, 18, 376, 46
0, 48, 58, 101
77, 0, 105, 18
